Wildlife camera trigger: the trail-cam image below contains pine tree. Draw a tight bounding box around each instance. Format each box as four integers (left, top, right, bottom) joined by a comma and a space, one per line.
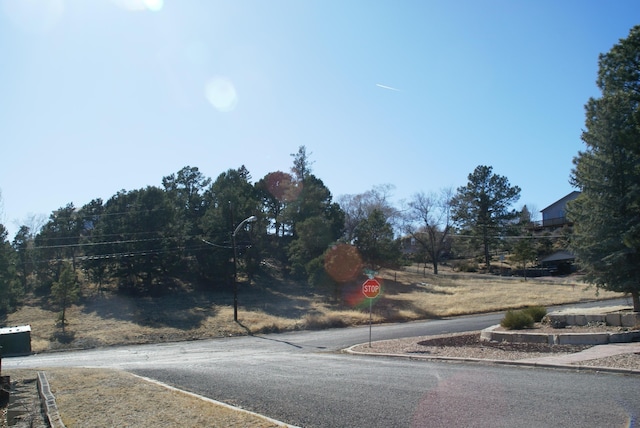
451, 165, 521, 269
0, 224, 20, 314
568, 25, 640, 311
353, 209, 401, 270
51, 263, 80, 330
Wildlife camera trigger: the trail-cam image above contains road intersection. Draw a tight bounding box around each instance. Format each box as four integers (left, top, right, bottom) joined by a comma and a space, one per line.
5, 300, 638, 427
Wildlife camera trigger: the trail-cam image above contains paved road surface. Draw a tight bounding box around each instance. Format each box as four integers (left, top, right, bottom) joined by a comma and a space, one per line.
6, 299, 638, 427
134, 354, 638, 428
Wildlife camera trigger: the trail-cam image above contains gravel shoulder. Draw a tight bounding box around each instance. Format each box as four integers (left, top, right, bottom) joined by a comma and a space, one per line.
349, 326, 640, 372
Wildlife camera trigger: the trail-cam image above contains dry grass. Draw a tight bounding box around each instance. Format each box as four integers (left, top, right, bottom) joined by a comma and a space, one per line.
3, 264, 624, 354
42, 368, 281, 427
4, 368, 284, 427
369, 267, 621, 323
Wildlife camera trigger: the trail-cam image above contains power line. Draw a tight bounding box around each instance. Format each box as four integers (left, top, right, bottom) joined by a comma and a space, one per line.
201, 238, 232, 249
27, 232, 234, 250
33, 236, 167, 250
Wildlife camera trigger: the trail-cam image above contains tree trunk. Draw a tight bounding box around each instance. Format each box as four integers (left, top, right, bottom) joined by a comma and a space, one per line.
484, 241, 491, 269
632, 291, 640, 312
61, 304, 67, 334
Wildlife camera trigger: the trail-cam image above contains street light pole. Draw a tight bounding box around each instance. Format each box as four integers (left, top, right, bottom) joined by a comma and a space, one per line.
232, 215, 257, 321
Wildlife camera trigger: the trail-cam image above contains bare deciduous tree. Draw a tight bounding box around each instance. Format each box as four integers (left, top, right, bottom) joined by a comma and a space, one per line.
404, 188, 454, 275
338, 184, 399, 243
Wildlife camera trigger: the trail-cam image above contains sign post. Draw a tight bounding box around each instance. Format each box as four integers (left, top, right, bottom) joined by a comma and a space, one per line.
362, 278, 381, 347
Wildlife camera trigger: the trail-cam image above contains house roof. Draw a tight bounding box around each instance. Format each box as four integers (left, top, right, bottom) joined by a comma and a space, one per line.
540, 191, 581, 213
0, 325, 31, 335
539, 250, 575, 264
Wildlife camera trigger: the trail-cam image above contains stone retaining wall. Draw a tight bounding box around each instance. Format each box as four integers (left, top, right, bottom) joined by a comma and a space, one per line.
545, 311, 640, 328
480, 325, 640, 345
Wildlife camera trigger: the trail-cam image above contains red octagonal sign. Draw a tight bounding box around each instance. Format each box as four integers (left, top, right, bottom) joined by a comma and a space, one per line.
362, 278, 381, 299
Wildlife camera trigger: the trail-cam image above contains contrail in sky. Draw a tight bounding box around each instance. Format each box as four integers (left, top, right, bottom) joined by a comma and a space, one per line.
376, 83, 401, 92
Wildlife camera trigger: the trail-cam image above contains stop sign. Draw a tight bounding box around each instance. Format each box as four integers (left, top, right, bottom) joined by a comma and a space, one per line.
362, 278, 381, 298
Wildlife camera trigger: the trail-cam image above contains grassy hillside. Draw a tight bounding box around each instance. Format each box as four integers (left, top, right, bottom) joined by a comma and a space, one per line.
4, 264, 623, 353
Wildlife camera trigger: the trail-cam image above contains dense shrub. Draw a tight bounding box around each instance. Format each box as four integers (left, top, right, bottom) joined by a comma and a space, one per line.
500, 310, 534, 330
522, 306, 547, 323
451, 259, 478, 272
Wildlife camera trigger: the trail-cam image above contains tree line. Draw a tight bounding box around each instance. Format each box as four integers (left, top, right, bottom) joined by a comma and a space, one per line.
1, 146, 537, 313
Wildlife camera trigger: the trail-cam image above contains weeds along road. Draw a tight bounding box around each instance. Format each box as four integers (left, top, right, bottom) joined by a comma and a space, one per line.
5, 299, 638, 427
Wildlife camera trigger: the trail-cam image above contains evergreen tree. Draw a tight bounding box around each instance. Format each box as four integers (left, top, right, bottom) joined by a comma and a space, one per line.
255, 171, 294, 238
200, 166, 262, 285
512, 237, 536, 280
285, 175, 345, 279
290, 145, 314, 182
94, 187, 178, 295
12, 225, 34, 292
162, 166, 211, 277
288, 216, 334, 278
353, 209, 401, 270
51, 262, 79, 330
78, 199, 108, 295
568, 25, 640, 311
451, 165, 521, 269
0, 224, 20, 315
34, 203, 82, 291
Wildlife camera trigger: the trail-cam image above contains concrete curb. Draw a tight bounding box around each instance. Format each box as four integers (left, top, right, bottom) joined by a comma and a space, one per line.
37, 371, 66, 428
344, 345, 640, 376
130, 374, 301, 428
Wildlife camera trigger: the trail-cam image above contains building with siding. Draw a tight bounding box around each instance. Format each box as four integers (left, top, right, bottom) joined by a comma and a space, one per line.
536, 191, 581, 273
540, 190, 580, 227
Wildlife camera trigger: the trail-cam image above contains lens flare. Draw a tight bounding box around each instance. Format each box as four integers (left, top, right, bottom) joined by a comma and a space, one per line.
144, 0, 163, 12
205, 76, 238, 112
412, 371, 507, 426
261, 171, 294, 202
324, 244, 362, 283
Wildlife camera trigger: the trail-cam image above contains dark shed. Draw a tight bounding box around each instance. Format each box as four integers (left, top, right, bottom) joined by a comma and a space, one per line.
0, 325, 32, 356
539, 251, 576, 274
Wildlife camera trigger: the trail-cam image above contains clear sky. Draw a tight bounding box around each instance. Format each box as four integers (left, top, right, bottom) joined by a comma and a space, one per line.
1, 0, 639, 239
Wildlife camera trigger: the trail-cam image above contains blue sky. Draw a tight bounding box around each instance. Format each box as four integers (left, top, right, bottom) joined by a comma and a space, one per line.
1, 0, 639, 239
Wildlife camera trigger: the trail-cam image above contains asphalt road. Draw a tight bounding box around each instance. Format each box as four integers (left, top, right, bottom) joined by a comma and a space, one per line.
5, 299, 638, 427
134, 354, 638, 428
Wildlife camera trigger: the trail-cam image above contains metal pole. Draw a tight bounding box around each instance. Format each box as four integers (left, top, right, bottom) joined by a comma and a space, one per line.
201, 211, 255, 323
229, 202, 237, 322
369, 298, 372, 347
232, 231, 238, 322
231, 215, 256, 323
